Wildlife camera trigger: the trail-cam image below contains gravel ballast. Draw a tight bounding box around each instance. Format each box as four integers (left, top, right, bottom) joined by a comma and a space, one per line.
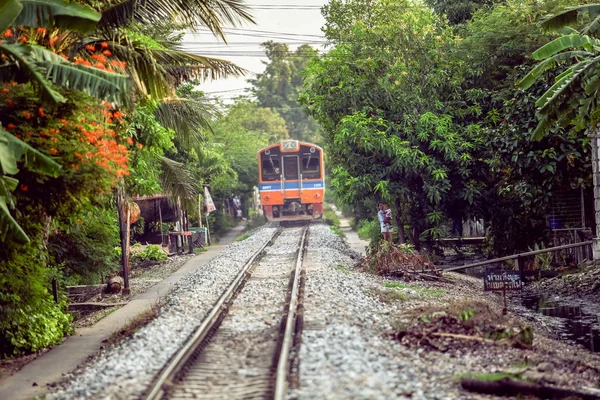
47, 222, 600, 400
291, 223, 600, 399
48, 225, 278, 400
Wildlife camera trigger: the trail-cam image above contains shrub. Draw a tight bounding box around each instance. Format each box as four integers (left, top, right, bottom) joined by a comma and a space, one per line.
357, 219, 381, 244
0, 244, 73, 357
132, 244, 168, 263
48, 206, 120, 284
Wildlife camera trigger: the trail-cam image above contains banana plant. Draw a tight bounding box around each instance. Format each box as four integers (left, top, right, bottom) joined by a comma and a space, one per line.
0, 124, 61, 243
519, 5, 600, 140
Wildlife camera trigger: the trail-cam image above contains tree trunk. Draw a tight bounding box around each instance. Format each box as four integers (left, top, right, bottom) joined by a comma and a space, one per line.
116, 183, 130, 295
393, 197, 406, 244
412, 225, 422, 250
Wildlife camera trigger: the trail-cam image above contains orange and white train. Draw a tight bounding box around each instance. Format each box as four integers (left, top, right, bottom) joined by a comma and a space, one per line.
258, 140, 324, 222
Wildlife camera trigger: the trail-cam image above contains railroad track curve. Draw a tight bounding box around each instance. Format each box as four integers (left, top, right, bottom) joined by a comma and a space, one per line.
144, 224, 309, 400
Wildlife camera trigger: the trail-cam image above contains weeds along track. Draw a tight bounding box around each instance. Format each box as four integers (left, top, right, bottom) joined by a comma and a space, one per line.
144, 225, 309, 400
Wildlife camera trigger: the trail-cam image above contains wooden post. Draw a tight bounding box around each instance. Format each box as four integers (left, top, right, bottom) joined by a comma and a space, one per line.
198, 194, 203, 228
515, 255, 523, 284
123, 203, 131, 296
206, 214, 211, 245
158, 199, 164, 246
116, 186, 130, 296
590, 126, 600, 259
51, 278, 58, 303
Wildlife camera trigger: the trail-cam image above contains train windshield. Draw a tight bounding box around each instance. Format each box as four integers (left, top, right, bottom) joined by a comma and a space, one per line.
301, 155, 321, 179
261, 157, 281, 181
283, 156, 299, 180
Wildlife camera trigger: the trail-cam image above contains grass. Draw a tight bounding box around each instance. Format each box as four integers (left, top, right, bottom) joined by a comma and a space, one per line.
370, 288, 409, 303
235, 232, 252, 242
455, 371, 524, 381
104, 303, 160, 346
384, 281, 447, 298
194, 247, 208, 254
334, 264, 350, 274
323, 204, 346, 238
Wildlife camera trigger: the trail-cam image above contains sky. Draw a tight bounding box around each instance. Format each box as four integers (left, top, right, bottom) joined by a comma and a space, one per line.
180, 1, 329, 103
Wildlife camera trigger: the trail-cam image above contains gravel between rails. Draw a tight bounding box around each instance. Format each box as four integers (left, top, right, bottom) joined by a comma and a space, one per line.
47, 225, 278, 400
169, 227, 305, 399
290, 223, 600, 400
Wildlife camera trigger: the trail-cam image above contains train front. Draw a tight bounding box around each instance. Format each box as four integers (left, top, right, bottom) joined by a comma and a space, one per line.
258, 140, 324, 222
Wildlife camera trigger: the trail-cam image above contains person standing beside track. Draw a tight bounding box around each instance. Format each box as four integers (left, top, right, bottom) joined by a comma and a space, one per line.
377, 203, 393, 244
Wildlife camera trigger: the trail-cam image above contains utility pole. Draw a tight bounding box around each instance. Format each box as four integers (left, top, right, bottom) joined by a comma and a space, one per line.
590, 125, 600, 259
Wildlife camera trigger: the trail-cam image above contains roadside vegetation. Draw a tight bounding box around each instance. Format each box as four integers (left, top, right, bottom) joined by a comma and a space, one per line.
303, 0, 595, 258
323, 204, 345, 238
0, 0, 304, 357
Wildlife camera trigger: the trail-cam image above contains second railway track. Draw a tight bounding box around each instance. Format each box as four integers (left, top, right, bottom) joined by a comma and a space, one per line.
144, 224, 309, 400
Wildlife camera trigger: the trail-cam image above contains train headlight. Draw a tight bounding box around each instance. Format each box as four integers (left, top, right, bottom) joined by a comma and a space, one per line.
310, 147, 315, 153
265, 195, 271, 200
314, 193, 320, 198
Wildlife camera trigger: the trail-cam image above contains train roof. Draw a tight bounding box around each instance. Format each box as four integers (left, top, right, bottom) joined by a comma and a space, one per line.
257, 140, 323, 154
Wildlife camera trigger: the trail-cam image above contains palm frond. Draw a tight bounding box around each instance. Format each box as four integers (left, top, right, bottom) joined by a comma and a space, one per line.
158, 155, 198, 201
32, 46, 131, 106
0, 195, 29, 243
155, 98, 217, 147
15, 0, 100, 33
0, 42, 67, 104
146, 48, 246, 83
94, 0, 253, 40
0, 0, 22, 33
97, 0, 136, 31
136, 0, 254, 41
106, 42, 244, 98
2, 127, 62, 176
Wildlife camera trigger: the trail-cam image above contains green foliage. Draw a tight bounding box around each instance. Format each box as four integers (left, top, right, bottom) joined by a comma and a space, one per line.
384, 281, 447, 297
302, 0, 480, 246
0, 242, 73, 356
250, 42, 322, 143
235, 232, 252, 242
425, 0, 497, 25
132, 244, 168, 262
357, 219, 380, 243
459, 308, 475, 322
48, 206, 120, 284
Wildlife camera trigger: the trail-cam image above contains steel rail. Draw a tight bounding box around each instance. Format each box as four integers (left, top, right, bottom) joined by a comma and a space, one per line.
143, 227, 281, 400
274, 224, 309, 400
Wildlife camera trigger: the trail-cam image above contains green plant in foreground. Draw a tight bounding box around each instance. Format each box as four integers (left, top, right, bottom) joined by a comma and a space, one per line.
235, 232, 252, 242
384, 281, 447, 297
456, 372, 522, 381
459, 308, 475, 322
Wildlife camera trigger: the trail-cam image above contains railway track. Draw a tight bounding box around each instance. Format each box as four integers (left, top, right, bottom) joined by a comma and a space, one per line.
143, 225, 309, 400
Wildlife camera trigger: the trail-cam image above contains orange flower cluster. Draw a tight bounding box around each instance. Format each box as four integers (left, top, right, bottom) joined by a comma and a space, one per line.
78, 42, 126, 73
1, 85, 132, 186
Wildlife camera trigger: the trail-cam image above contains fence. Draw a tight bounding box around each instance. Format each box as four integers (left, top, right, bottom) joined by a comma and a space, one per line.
444, 241, 593, 281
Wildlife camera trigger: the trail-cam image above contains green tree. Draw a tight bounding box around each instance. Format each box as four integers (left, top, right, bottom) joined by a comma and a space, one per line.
212, 100, 289, 194
302, 0, 481, 245
250, 42, 321, 143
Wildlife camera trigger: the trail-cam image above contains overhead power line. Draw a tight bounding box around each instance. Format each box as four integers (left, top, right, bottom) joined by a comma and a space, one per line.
191, 27, 324, 39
